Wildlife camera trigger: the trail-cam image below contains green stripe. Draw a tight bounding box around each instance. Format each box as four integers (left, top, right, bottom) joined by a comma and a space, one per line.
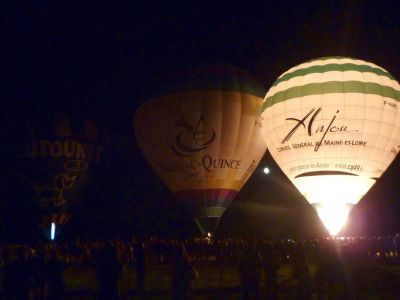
262, 81, 400, 111
193, 217, 220, 235
273, 63, 395, 87
199, 206, 226, 218
193, 218, 206, 235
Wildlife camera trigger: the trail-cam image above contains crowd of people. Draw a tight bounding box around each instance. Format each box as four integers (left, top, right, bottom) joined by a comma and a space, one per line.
1, 234, 400, 299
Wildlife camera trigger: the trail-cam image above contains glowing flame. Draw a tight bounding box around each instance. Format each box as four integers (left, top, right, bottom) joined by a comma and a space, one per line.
294, 175, 376, 236
316, 203, 351, 236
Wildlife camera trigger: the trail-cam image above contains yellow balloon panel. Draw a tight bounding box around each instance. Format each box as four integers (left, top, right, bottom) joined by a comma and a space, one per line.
135, 90, 266, 193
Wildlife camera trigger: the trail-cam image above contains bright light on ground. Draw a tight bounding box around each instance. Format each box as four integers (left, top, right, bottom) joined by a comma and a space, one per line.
263, 167, 270, 174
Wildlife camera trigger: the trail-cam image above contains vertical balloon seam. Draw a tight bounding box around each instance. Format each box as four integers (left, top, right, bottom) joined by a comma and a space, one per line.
214, 89, 231, 211
245, 94, 260, 180
383, 73, 400, 174
233, 94, 248, 166
231, 91, 242, 171
233, 91, 246, 202
376, 67, 395, 171
388, 73, 400, 155
318, 65, 325, 170
269, 96, 276, 171
226, 89, 243, 208
247, 95, 262, 183
205, 93, 211, 213
388, 78, 400, 166
373, 69, 386, 171
352, 65, 362, 176
222, 89, 237, 192
215, 89, 224, 210
204, 91, 217, 220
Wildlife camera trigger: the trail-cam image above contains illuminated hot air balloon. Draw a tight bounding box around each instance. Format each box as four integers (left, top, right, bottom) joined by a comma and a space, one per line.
134, 65, 267, 235
261, 57, 400, 235
17, 112, 105, 240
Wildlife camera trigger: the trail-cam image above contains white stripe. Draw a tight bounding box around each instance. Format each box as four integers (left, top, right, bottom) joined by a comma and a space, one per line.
279, 57, 388, 77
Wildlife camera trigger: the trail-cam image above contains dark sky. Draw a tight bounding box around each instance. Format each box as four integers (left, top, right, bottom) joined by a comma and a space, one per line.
2, 1, 400, 241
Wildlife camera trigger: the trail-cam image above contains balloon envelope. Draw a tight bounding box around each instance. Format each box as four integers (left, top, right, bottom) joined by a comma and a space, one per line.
261, 57, 400, 235
135, 65, 267, 234
18, 112, 105, 239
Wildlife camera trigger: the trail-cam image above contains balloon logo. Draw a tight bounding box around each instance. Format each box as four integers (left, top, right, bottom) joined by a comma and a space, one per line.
262, 57, 400, 235
18, 113, 105, 240
171, 115, 216, 157
135, 65, 267, 235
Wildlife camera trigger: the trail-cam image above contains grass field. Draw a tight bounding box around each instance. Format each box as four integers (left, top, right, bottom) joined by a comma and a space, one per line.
2, 261, 400, 299
63, 261, 400, 299
64, 263, 245, 299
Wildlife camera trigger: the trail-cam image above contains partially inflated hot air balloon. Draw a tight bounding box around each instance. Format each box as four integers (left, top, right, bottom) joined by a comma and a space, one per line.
135, 65, 267, 235
17, 112, 105, 240
261, 57, 400, 235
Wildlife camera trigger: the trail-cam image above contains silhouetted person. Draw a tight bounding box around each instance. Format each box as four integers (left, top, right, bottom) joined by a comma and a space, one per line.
3, 247, 31, 300
134, 239, 146, 299
45, 248, 65, 300
394, 234, 400, 255
30, 246, 47, 300
314, 242, 344, 300
96, 243, 122, 300
171, 244, 198, 300
292, 243, 312, 300
314, 243, 327, 300
238, 240, 262, 300
261, 242, 278, 300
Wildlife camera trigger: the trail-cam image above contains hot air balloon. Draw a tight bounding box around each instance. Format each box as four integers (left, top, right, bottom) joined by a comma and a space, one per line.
134, 65, 267, 235
17, 111, 105, 240
261, 57, 400, 235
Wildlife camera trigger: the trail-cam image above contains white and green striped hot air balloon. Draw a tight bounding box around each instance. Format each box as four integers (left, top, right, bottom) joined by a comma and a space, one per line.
261, 57, 400, 235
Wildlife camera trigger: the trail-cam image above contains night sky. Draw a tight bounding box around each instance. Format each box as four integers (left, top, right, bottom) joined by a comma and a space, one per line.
2, 1, 400, 242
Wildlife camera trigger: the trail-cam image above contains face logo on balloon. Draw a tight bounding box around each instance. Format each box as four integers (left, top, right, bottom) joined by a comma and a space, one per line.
34, 173, 77, 207
282, 107, 359, 151
32, 159, 89, 208
171, 114, 216, 157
